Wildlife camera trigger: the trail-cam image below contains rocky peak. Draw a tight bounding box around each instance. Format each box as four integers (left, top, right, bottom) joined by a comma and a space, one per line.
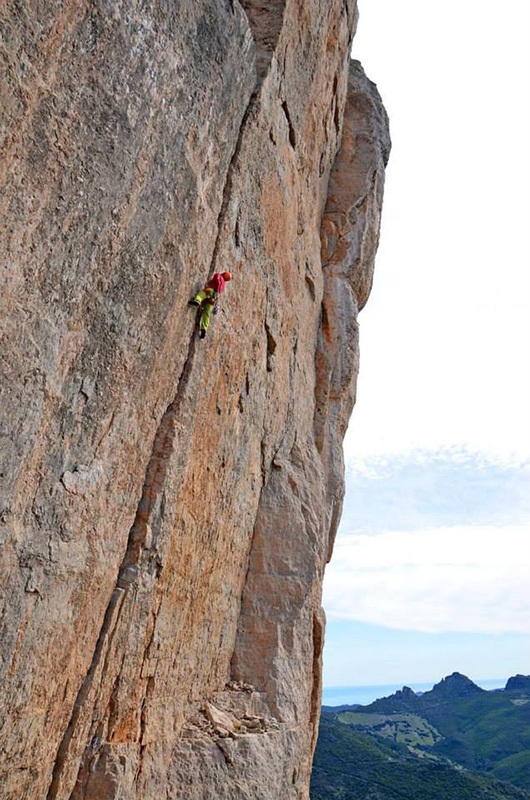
426, 672, 485, 699
364, 684, 421, 714
397, 686, 417, 699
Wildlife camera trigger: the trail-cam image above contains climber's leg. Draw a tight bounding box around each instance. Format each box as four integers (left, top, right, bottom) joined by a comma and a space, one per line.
189, 289, 207, 307
199, 301, 214, 337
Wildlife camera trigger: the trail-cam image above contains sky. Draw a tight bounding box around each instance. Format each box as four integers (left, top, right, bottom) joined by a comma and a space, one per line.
322, 0, 530, 688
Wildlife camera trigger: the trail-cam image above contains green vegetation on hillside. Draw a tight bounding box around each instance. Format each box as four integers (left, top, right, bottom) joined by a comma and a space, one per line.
312, 674, 530, 799
358, 673, 530, 788
311, 715, 530, 800
337, 711, 441, 752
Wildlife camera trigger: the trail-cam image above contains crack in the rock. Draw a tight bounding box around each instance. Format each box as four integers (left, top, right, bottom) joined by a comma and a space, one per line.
281, 100, 296, 149
208, 89, 258, 275
239, 0, 287, 82
210, 0, 291, 275
46, 339, 197, 799
46, 587, 126, 800
118, 341, 197, 586
46, 28, 269, 792
46, 4, 296, 794
135, 673, 155, 786
309, 609, 325, 755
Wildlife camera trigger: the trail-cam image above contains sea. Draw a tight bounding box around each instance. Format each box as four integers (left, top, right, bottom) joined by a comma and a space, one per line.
322, 678, 506, 707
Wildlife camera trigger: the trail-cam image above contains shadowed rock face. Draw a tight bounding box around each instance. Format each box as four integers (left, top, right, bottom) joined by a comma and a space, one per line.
0, 2, 389, 798
505, 675, 530, 693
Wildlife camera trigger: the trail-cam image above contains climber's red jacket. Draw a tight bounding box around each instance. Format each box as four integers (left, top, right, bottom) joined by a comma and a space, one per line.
206, 273, 226, 294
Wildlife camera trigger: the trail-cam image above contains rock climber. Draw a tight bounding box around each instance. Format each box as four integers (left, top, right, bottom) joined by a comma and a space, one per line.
188, 271, 232, 339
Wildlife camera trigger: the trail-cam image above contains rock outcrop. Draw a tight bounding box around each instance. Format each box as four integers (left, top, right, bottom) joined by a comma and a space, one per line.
505, 675, 530, 693
0, 1, 389, 798
426, 673, 486, 699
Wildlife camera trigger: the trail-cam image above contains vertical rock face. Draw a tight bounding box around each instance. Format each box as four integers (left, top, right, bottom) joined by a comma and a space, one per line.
0, 2, 389, 798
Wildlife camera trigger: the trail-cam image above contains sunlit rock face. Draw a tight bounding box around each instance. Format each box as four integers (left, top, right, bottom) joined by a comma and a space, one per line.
0, 2, 389, 798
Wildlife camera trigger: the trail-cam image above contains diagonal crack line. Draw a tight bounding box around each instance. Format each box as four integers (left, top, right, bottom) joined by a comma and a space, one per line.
208, 87, 258, 274
46, 587, 125, 800
46, 337, 198, 799
119, 336, 198, 579
46, 73, 255, 791
47, 39, 262, 799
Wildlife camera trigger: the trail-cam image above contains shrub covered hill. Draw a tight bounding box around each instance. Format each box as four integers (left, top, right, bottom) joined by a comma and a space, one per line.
311, 673, 530, 800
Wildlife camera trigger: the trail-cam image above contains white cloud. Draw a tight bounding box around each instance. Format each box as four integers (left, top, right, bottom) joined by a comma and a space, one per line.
323, 525, 530, 634
345, 0, 530, 466
321, 0, 530, 684
347, 447, 530, 479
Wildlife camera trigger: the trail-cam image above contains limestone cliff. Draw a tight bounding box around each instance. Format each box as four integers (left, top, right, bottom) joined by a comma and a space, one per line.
0, 2, 390, 798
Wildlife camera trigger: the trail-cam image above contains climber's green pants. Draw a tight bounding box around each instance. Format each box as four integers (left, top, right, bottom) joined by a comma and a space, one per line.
192, 288, 216, 333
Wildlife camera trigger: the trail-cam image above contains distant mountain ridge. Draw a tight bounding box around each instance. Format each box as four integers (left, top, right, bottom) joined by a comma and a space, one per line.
312, 672, 530, 799
322, 673, 526, 713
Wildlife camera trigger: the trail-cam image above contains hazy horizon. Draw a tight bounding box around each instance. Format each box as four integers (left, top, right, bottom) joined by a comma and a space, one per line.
324, 675, 512, 690
322, 676, 517, 708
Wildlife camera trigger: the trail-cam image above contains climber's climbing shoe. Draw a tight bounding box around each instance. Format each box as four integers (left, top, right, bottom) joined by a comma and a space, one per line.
199, 330, 206, 339
188, 299, 200, 307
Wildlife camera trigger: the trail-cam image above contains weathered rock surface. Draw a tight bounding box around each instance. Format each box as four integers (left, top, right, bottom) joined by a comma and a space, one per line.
0, 1, 389, 798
